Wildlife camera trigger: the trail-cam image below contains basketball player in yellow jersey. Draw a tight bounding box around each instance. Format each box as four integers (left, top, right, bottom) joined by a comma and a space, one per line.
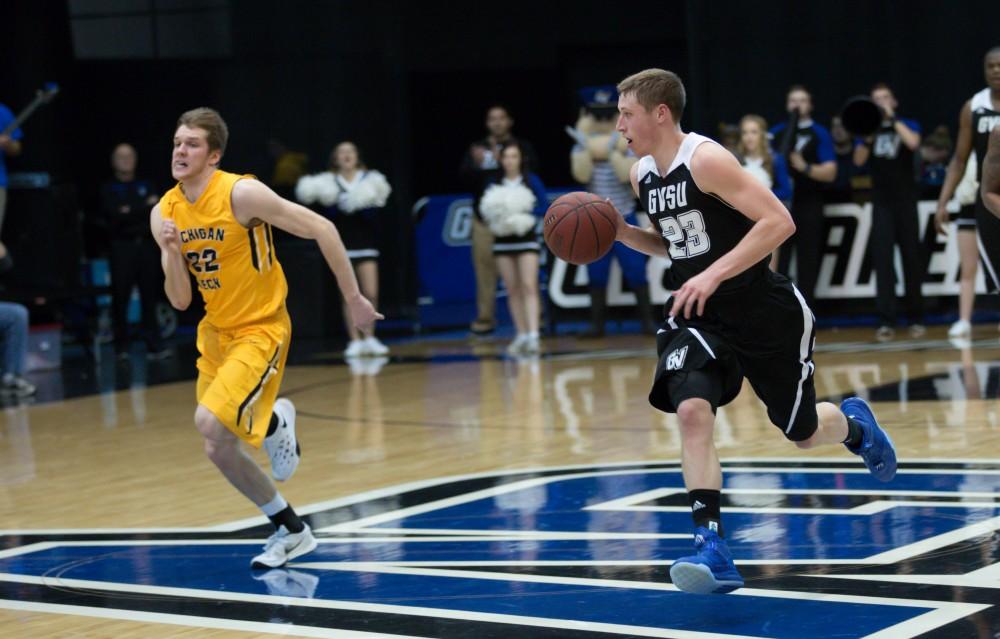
150, 108, 382, 569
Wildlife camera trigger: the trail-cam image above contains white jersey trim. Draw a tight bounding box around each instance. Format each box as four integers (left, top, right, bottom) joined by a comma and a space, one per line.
637, 133, 720, 187
971, 88, 995, 112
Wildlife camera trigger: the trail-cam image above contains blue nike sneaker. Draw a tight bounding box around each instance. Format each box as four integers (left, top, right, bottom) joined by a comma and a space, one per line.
669, 527, 744, 594
841, 396, 897, 482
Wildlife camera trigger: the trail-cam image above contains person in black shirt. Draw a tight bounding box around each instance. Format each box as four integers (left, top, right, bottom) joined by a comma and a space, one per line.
459, 105, 540, 335
852, 84, 925, 341
611, 68, 896, 596
770, 86, 837, 306
935, 47, 1000, 295
98, 143, 168, 360
985, 128, 1000, 217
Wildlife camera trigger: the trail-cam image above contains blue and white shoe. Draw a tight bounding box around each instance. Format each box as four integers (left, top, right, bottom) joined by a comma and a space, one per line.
669, 527, 744, 594
841, 397, 897, 482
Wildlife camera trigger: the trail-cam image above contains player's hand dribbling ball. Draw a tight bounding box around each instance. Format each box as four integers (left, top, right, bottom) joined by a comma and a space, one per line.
542, 191, 619, 265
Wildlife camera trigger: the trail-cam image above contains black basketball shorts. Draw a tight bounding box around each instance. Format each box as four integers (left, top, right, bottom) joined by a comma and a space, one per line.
649, 271, 819, 442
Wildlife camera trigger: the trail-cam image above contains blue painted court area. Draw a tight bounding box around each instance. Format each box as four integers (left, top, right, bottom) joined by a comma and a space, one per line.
0, 542, 933, 638
360, 469, 1000, 561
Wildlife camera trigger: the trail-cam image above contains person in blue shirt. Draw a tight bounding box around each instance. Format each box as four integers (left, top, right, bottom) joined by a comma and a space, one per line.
0, 102, 24, 271
853, 83, 925, 341
770, 86, 837, 306
478, 142, 547, 355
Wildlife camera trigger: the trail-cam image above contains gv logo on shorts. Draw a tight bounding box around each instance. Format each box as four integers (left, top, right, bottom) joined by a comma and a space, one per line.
666, 345, 688, 370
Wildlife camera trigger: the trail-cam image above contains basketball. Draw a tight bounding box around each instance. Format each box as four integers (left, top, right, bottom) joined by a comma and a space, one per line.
542, 191, 618, 265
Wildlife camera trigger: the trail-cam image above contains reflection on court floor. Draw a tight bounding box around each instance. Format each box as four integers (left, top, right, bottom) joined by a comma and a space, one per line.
1, 328, 999, 637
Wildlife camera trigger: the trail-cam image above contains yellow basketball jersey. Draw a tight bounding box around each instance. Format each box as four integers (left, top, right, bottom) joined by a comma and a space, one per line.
159, 170, 287, 329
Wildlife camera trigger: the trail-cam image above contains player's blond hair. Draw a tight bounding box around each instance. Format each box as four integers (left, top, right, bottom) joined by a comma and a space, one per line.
617, 69, 685, 123
177, 107, 229, 157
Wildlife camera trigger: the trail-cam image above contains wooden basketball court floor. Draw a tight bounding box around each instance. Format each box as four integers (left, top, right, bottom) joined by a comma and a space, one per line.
1, 325, 999, 638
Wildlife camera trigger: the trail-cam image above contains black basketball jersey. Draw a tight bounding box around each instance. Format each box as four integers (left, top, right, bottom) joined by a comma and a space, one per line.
637, 133, 768, 294
972, 88, 1000, 182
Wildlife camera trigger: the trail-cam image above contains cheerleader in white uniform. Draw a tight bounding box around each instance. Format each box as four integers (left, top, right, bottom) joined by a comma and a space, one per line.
479, 143, 548, 355
296, 141, 392, 357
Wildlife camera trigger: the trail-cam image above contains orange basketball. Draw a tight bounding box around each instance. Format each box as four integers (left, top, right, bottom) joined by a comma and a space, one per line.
542, 192, 618, 265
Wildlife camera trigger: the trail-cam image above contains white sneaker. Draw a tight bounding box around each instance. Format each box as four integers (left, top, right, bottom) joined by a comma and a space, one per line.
363, 336, 389, 355
1, 373, 36, 397
250, 524, 317, 569
522, 334, 541, 355
948, 320, 971, 338
344, 339, 367, 357
506, 334, 528, 355
264, 398, 299, 481
909, 324, 927, 338
875, 325, 894, 342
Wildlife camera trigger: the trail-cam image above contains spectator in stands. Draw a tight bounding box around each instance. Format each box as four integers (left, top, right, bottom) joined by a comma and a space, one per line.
459, 105, 540, 336
738, 114, 791, 201
98, 143, 168, 361
267, 138, 308, 201
919, 126, 953, 200
852, 83, 925, 341
737, 114, 791, 270
296, 141, 391, 357
479, 142, 547, 355
717, 122, 740, 155
0, 100, 23, 272
0, 302, 35, 397
826, 115, 857, 204
770, 85, 837, 307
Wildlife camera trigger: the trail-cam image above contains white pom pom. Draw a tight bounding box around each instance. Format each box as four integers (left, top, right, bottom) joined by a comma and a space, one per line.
479, 182, 537, 237
295, 175, 318, 204
295, 173, 340, 206
342, 171, 392, 212
313, 173, 340, 207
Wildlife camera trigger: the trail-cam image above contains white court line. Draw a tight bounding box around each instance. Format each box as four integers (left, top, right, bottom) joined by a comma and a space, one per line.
2, 458, 997, 535
322, 465, 1000, 534
587, 487, 1000, 511
597, 501, 1000, 516
0, 599, 420, 639
292, 562, 989, 639
864, 515, 1000, 563
0, 573, 765, 639
325, 527, 690, 539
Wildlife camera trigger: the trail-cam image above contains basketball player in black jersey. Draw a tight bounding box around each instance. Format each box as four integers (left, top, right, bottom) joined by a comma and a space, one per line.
985, 128, 1000, 217
611, 69, 897, 595
935, 47, 1000, 289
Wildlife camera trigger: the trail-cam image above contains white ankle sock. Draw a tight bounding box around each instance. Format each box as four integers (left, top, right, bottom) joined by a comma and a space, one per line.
260, 493, 288, 517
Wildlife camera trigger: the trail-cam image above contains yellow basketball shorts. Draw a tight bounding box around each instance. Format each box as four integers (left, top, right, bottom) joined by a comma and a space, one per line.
195, 309, 291, 448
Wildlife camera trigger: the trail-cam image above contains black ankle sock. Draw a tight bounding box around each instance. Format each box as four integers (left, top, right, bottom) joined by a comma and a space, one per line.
843, 417, 863, 448
265, 411, 281, 438
268, 505, 305, 533
688, 489, 723, 537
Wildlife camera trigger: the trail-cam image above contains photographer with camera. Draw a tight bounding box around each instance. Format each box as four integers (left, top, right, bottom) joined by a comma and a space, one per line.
852, 84, 925, 341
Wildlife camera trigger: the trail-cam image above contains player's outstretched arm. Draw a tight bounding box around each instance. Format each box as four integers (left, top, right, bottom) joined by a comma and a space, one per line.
671, 143, 795, 319
231, 179, 384, 334
150, 204, 192, 310
983, 128, 1000, 218
613, 161, 669, 258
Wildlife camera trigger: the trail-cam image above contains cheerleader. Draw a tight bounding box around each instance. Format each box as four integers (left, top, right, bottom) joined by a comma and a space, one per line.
737, 114, 791, 271
296, 142, 391, 357
479, 143, 547, 355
